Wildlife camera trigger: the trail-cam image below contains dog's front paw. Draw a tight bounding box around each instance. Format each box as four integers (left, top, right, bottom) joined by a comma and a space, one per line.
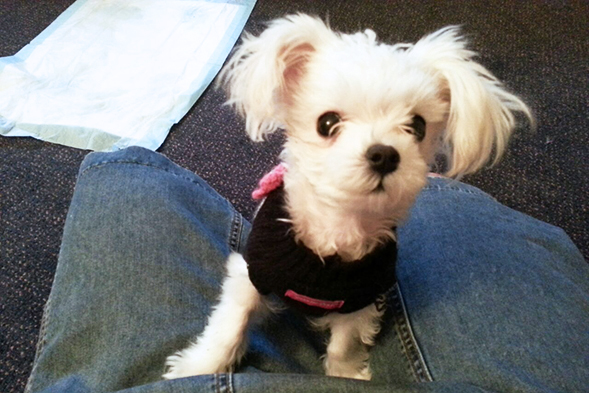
163, 345, 229, 380
324, 358, 372, 381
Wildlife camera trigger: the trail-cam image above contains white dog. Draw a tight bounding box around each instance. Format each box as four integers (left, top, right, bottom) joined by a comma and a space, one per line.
164, 14, 531, 380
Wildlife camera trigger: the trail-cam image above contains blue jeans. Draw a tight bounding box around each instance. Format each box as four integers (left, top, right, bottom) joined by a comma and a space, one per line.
26, 147, 588, 393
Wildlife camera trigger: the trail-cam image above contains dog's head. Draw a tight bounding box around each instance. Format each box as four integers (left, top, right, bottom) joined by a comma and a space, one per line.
219, 14, 531, 258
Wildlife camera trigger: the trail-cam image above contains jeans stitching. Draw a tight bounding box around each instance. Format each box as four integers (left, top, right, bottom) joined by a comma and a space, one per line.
82, 159, 249, 254
24, 296, 52, 393
80, 160, 230, 206
25, 245, 71, 393
215, 373, 230, 393
391, 283, 433, 383
228, 373, 235, 393
229, 213, 243, 252
423, 183, 497, 201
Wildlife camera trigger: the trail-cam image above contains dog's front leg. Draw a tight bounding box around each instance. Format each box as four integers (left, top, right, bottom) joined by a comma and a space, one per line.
316, 303, 384, 380
164, 253, 269, 379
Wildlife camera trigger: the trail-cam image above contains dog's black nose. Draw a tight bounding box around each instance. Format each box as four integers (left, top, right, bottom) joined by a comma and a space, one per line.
366, 144, 400, 175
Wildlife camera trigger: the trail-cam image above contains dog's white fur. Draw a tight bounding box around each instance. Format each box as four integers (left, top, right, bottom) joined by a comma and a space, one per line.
164, 14, 531, 380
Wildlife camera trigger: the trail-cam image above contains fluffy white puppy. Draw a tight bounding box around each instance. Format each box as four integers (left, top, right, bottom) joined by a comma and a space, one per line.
164, 14, 531, 380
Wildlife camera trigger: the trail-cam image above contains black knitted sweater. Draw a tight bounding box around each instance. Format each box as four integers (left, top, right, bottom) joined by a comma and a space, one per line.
244, 185, 397, 316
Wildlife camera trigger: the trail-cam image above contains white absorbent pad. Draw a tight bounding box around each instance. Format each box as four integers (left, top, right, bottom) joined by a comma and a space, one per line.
0, 0, 255, 151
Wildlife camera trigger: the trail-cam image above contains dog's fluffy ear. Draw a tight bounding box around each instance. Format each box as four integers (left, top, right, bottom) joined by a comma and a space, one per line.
218, 14, 330, 141
410, 27, 533, 177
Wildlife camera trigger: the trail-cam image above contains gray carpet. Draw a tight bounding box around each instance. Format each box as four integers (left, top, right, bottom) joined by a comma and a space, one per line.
1, 1, 587, 392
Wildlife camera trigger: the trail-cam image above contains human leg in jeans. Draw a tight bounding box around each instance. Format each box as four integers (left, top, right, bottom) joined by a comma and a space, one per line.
393, 180, 588, 392
26, 147, 588, 393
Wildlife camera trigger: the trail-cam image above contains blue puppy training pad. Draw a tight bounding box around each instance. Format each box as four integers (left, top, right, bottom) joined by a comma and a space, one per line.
0, 0, 255, 151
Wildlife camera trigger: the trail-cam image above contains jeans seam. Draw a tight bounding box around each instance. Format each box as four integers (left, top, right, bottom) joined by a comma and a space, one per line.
423, 183, 497, 201
391, 283, 433, 383
24, 296, 52, 393
228, 372, 235, 393
80, 160, 230, 206
229, 213, 244, 252
214, 373, 232, 393
25, 254, 68, 393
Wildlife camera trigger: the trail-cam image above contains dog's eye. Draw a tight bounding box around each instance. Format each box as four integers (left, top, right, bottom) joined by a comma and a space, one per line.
408, 115, 426, 141
317, 112, 342, 138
